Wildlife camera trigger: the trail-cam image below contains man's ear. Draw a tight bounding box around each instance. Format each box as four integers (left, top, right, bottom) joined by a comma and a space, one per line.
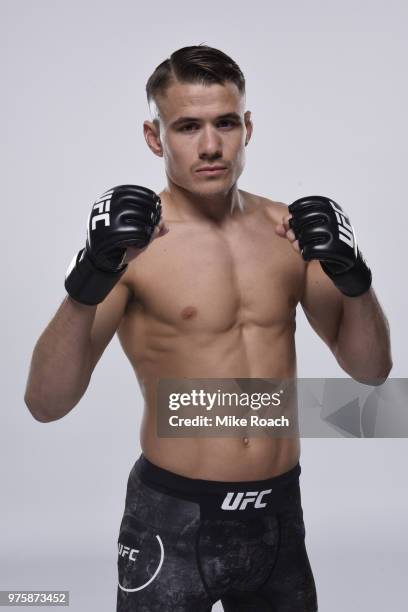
244, 110, 253, 146
143, 119, 163, 157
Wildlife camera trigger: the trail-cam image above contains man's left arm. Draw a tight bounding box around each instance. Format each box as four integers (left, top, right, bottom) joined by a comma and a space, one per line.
276, 195, 393, 383
300, 259, 392, 382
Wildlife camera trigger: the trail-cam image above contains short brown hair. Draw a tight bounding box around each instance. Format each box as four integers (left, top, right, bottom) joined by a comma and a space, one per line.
146, 45, 245, 106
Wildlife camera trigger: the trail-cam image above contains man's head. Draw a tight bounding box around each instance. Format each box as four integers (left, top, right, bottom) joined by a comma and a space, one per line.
144, 45, 253, 198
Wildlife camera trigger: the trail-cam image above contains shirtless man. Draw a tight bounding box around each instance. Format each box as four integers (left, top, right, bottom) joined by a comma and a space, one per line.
24, 45, 392, 611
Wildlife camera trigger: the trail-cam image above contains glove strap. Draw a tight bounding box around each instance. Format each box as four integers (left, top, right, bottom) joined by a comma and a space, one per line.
320, 249, 372, 297
64, 248, 127, 305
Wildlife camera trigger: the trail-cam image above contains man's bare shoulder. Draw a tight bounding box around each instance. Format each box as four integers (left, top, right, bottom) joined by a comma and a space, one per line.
241, 190, 289, 223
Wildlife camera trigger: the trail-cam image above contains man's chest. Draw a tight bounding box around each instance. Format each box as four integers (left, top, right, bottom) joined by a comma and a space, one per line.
125, 219, 304, 331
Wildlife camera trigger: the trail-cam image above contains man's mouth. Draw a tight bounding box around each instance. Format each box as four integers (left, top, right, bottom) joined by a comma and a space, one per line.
196, 165, 228, 176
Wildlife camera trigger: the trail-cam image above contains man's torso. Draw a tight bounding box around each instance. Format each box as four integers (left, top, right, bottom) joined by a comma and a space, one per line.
116, 189, 306, 480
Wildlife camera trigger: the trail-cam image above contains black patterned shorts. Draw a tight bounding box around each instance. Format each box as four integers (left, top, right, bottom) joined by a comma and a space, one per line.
117, 455, 318, 611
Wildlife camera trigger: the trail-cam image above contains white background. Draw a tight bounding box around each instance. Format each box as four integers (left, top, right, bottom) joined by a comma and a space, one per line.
1, 0, 407, 610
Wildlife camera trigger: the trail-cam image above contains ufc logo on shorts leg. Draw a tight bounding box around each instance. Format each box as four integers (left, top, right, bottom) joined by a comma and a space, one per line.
329, 200, 355, 248
118, 542, 139, 562
221, 489, 272, 510
91, 189, 114, 230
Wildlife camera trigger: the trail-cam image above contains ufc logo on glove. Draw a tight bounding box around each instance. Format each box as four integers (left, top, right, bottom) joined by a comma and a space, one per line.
329, 200, 355, 248
90, 189, 114, 230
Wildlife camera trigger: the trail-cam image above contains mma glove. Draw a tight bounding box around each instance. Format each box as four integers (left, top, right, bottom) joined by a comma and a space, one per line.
65, 184, 162, 305
288, 195, 372, 297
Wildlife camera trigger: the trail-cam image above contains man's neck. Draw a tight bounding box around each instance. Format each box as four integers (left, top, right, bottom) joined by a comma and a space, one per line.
160, 181, 246, 223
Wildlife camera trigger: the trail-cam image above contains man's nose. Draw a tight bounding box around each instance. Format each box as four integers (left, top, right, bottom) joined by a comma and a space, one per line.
198, 125, 222, 159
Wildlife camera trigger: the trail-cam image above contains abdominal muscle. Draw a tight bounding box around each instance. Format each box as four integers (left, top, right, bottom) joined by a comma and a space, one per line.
118, 317, 300, 481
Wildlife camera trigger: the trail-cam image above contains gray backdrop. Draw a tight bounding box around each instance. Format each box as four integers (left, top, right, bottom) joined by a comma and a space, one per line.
1, 0, 407, 610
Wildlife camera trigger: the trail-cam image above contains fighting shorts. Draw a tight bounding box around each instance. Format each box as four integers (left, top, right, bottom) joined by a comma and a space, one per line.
117, 454, 318, 611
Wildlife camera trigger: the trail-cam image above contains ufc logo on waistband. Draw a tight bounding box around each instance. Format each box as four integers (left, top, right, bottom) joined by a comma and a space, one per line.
221, 489, 272, 511
91, 189, 114, 231
329, 200, 355, 248
118, 542, 140, 562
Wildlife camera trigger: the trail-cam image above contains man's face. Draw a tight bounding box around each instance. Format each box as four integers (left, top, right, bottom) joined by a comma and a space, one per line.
144, 81, 253, 197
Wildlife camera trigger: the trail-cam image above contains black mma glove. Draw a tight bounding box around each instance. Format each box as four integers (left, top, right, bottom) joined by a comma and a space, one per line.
288, 195, 372, 297
65, 184, 162, 305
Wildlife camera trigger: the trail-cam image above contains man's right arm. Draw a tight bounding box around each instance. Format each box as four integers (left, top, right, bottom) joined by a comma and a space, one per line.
24, 280, 131, 422
24, 184, 164, 422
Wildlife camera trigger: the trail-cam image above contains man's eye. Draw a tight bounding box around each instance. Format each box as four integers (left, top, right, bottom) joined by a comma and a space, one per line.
180, 124, 198, 132
217, 120, 234, 128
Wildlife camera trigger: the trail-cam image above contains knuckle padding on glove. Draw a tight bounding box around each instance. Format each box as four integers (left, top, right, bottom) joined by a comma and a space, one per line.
65, 184, 162, 305
289, 198, 346, 260
89, 189, 162, 258
287, 194, 372, 296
